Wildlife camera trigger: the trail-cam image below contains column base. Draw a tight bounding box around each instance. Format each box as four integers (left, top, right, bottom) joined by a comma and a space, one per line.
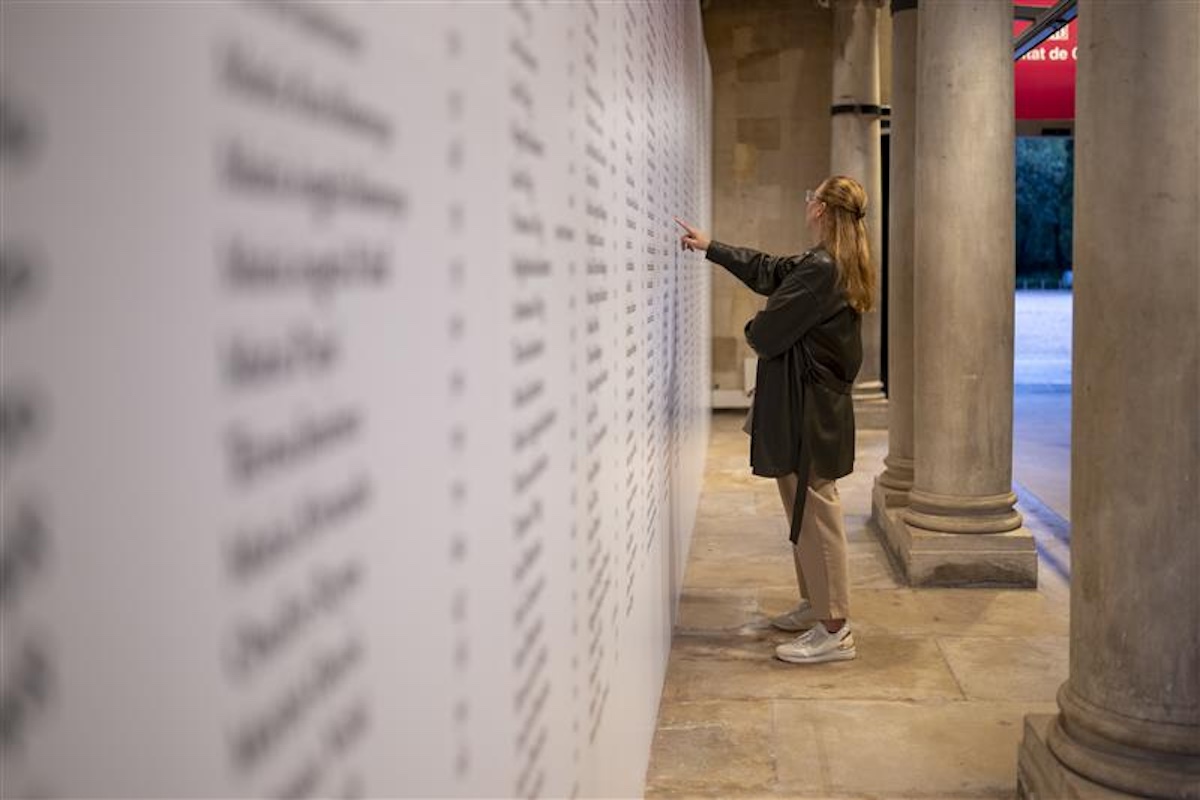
873, 474, 911, 511
870, 484, 1037, 586
872, 481, 911, 580
1018, 715, 1167, 800
874, 455, 914, 509
905, 523, 1037, 586
1049, 685, 1200, 799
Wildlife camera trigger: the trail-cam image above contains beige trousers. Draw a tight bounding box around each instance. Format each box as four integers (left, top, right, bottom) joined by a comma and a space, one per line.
775, 472, 851, 620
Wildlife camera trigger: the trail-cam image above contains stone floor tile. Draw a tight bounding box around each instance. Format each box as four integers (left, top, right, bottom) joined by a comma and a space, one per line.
937, 636, 1069, 702
700, 443, 748, 462
645, 792, 782, 800
677, 588, 764, 633
649, 411, 1072, 798
709, 417, 747, 432
754, 490, 787, 516
645, 700, 776, 797
845, 538, 889, 556
1034, 562, 1071, 607
837, 470, 886, 498
842, 511, 883, 543
689, 536, 790, 565
707, 468, 771, 492
706, 440, 750, 456
758, 586, 917, 632
661, 633, 965, 702
757, 584, 813, 619
756, 587, 1069, 640
690, 513, 789, 549
698, 489, 761, 518
682, 555, 798, 589
848, 546, 905, 588
910, 589, 1070, 637
772, 699, 1058, 797
746, 501, 886, 546
748, 553, 903, 612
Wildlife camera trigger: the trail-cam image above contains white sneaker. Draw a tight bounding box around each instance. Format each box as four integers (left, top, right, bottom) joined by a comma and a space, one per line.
775, 622, 857, 664
768, 600, 820, 632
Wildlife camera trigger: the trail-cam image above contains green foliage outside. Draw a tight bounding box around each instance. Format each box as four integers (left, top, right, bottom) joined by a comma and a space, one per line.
1015, 137, 1074, 282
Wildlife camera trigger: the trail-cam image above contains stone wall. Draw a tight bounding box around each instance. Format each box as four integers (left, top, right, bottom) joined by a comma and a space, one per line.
702, 0, 891, 402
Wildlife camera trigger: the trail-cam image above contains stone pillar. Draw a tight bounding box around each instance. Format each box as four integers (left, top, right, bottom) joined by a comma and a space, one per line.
900, 0, 1035, 586
829, 0, 887, 427
872, 0, 916, 545
1018, 1, 1200, 797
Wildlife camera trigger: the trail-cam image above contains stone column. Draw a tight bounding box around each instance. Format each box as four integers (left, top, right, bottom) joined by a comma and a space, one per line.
1018, 1, 1200, 797
872, 0, 916, 546
829, 0, 887, 427
900, 0, 1035, 586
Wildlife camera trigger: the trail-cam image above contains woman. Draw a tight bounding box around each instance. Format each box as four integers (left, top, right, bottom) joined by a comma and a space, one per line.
674, 175, 874, 665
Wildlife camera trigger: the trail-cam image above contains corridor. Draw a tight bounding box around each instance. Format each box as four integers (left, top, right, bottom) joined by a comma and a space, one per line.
646, 411, 1072, 798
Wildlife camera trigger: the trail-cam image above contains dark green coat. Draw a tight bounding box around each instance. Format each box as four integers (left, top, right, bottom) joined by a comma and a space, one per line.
707, 241, 862, 542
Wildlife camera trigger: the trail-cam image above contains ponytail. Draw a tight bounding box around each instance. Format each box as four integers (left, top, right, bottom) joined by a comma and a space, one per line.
816, 176, 875, 314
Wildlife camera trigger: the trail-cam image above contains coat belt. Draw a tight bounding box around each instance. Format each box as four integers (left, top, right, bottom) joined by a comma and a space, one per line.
787, 343, 852, 543
802, 364, 853, 396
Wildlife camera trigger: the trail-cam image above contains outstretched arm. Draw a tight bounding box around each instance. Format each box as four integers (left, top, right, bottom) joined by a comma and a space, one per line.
673, 217, 797, 297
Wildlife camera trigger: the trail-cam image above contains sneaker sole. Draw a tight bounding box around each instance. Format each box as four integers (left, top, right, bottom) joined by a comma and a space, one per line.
774, 648, 857, 665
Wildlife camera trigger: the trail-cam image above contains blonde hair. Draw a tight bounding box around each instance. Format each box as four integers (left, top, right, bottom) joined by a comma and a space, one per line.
816, 175, 875, 313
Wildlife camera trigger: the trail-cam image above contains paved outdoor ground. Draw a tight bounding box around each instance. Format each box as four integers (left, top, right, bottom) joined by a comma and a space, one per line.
1013, 290, 1072, 523
1012, 290, 1072, 580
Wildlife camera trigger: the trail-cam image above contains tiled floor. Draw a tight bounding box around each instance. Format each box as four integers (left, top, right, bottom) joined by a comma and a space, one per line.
645, 411, 1070, 799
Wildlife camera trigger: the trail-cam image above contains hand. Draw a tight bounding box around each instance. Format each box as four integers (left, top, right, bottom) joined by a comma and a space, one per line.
674, 217, 710, 253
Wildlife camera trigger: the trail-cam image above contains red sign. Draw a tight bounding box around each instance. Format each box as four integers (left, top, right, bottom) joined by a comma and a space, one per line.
1014, 4, 1076, 120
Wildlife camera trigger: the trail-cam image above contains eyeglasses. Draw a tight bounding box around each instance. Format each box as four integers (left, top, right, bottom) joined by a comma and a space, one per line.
805, 189, 822, 203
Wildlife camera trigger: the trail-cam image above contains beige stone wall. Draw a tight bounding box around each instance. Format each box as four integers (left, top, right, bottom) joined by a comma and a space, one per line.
702, 0, 834, 395
702, 1, 892, 398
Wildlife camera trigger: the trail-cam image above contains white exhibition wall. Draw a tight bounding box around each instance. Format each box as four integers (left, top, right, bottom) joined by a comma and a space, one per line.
0, 2, 711, 798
